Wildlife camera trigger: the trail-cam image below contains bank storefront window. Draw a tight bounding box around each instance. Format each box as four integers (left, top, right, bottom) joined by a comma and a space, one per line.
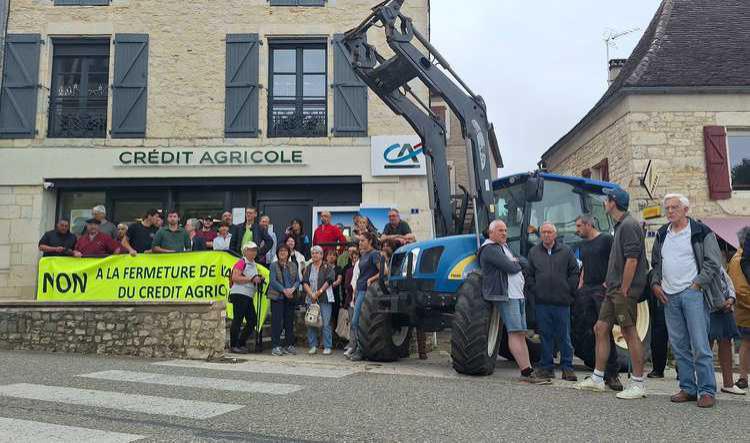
59, 191, 105, 234
175, 191, 228, 222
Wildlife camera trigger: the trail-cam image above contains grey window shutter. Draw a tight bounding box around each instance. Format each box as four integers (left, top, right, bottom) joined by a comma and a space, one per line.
269, 0, 301, 5
111, 34, 148, 138
332, 34, 367, 137
0, 34, 41, 139
225, 34, 260, 138
298, 0, 325, 5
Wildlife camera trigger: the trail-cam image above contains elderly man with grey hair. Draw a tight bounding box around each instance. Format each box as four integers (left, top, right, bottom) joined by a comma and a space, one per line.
526, 222, 580, 381
76, 204, 117, 238
650, 193, 724, 408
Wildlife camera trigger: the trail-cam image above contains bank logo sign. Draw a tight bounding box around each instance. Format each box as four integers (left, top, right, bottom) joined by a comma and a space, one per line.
371, 135, 426, 176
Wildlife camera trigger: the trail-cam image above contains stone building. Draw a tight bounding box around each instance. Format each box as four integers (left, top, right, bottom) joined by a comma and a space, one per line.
540, 0, 750, 246
0, 0, 434, 299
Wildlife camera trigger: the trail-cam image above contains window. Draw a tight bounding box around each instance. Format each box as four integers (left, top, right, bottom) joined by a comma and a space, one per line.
58, 191, 106, 234
528, 181, 583, 248
48, 39, 110, 138
728, 131, 750, 191
494, 184, 526, 255
268, 42, 327, 137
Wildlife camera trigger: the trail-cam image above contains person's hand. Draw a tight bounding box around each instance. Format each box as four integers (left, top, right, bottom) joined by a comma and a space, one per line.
722, 298, 735, 312
652, 285, 668, 304
73, 251, 83, 258
621, 286, 631, 298
690, 283, 701, 291
129, 249, 137, 257
252, 275, 262, 284
55, 246, 65, 253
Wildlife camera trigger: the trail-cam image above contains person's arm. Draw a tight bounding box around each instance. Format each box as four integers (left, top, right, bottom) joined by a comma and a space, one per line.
693, 232, 722, 290
72, 237, 84, 257
229, 226, 239, 253
269, 265, 286, 293
183, 232, 191, 252
150, 230, 173, 253
483, 245, 523, 274
620, 223, 643, 298
578, 268, 585, 290
232, 266, 252, 284
336, 229, 347, 253
525, 252, 537, 293
122, 236, 137, 256
38, 233, 64, 254
566, 250, 580, 293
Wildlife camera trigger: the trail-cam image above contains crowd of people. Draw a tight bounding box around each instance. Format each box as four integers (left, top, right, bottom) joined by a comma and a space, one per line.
38, 205, 417, 363
480, 187, 750, 408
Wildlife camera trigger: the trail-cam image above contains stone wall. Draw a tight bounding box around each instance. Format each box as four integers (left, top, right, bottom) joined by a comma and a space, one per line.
0, 186, 49, 300
545, 94, 750, 221
0, 300, 226, 359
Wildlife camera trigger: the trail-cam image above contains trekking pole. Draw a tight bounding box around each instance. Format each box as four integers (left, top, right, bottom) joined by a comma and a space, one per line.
255, 279, 265, 353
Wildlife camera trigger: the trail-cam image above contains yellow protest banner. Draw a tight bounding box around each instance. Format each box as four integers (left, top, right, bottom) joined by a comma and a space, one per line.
36, 251, 270, 331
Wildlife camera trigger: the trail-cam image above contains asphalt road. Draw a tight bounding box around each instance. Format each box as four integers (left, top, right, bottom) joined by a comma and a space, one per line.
0, 349, 748, 442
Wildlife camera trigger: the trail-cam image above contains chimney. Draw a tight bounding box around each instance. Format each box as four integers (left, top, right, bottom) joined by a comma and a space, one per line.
608, 59, 627, 85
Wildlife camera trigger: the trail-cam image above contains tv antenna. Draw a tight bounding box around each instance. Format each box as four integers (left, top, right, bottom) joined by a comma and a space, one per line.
604, 27, 640, 71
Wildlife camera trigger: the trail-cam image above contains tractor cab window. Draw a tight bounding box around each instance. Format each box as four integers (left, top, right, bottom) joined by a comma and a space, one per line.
494, 184, 525, 255
586, 193, 613, 234
527, 181, 582, 249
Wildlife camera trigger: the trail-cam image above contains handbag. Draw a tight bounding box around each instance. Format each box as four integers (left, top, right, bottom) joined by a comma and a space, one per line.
335, 307, 350, 340
305, 303, 323, 328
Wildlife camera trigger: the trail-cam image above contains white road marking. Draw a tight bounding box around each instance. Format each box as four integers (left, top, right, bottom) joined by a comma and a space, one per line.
0, 384, 243, 419
155, 359, 356, 378
79, 370, 303, 395
0, 416, 142, 443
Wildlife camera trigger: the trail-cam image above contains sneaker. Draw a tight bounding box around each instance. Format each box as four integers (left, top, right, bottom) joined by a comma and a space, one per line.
616, 383, 647, 400
574, 377, 606, 392
562, 369, 578, 382
308, 347, 317, 355
519, 370, 552, 385
721, 385, 747, 395
349, 352, 363, 362
535, 368, 554, 379
323, 348, 332, 355
271, 347, 283, 356
605, 376, 624, 392
343, 347, 353, 357
647, 371, 664, 379
736, 378, 748, 390
230, 346, 248, 354
285, 345, 297, 355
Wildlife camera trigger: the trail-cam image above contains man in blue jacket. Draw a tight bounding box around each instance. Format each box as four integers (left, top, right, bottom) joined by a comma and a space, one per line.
479, 219, 550, 385
230, 207, 274, 264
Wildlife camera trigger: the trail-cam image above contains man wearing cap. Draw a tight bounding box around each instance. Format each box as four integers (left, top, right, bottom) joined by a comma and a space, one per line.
196, 215, 217, 249
576, 187, 649, 400
75, 205, 117, 239
74, 218, 121, 257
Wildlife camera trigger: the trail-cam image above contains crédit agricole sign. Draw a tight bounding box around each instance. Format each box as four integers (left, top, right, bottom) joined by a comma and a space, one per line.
116, 149, 304, 167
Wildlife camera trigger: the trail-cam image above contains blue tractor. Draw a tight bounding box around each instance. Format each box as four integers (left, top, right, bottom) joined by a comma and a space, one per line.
343, 1, 649, 375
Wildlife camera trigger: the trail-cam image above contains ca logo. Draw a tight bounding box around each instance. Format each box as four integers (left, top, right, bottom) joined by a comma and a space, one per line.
383, 142, 424, 170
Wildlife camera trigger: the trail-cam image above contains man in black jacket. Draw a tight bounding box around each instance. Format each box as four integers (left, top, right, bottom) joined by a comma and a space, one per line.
229, 207, 273, 264
527, 222, 580, 381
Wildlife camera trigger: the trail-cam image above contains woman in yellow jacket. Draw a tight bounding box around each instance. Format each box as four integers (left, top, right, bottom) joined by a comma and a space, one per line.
727, 227, 750, 391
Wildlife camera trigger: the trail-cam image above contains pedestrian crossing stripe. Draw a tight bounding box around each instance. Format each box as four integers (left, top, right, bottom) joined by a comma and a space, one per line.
79, 370, 303, 395
155, 359, 357, 378
0, 416, 143, 443
0, 383, 243, 419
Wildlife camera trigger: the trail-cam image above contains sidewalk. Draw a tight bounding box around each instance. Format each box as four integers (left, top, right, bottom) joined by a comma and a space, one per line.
228, 349, 750, 403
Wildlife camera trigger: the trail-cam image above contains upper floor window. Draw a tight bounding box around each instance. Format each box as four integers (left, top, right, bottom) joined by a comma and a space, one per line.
268, 42, 327, 137
48, 39, 110, 138
54, 0, 110, 5
728, 131, 750, 191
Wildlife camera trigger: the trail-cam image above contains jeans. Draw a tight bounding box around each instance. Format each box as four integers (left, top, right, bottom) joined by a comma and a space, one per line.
307, 301, 333, 349
349, 290, 367, 352
664, 287, 716, 397
536, 303, 574, 371
271, 298, 296, 348
229, 293, 257, 348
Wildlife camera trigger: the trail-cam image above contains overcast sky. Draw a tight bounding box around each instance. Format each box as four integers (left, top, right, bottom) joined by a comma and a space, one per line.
430, 0, 660, 174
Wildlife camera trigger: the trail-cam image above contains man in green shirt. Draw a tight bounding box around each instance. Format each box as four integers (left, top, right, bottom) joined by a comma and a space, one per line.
152, 210, 191, 253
